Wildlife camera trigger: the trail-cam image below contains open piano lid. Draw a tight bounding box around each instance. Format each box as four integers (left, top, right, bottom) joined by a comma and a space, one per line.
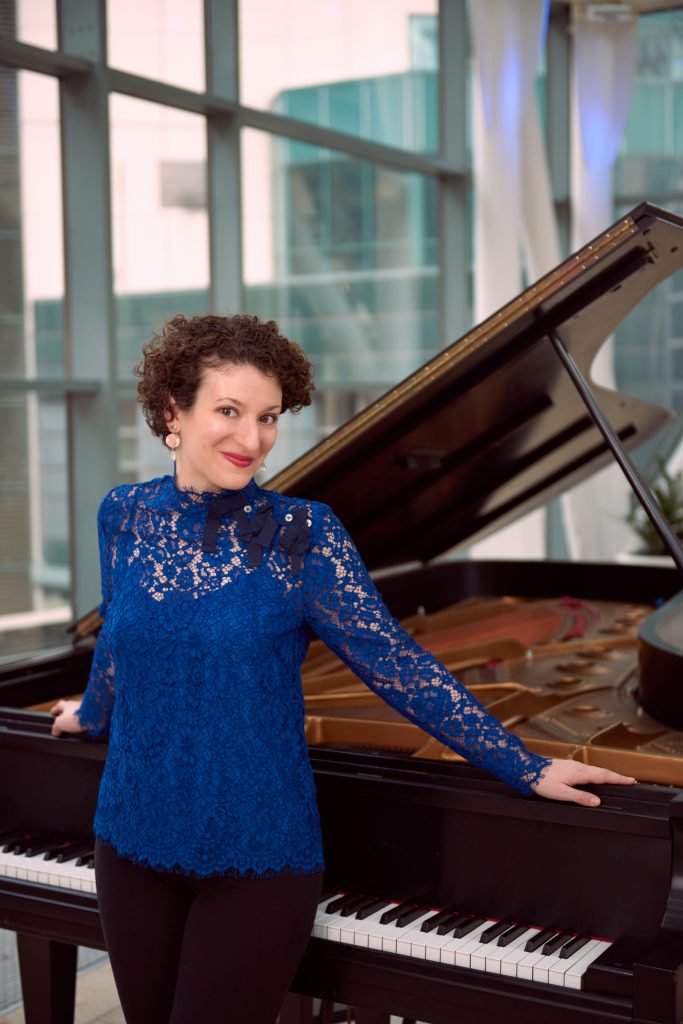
268, 202, 683, 571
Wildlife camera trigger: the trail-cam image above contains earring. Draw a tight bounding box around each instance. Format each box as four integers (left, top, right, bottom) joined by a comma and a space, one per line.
165, 431, 180, 459
257, 462, 267, 474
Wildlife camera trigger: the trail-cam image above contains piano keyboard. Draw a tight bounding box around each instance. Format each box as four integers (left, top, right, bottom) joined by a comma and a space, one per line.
0, 836, 613, 992
0, 832, 95, 894
313, 893, 612, 990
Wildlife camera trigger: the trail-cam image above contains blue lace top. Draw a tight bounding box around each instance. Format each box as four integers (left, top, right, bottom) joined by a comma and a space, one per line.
76, 474, 551, 878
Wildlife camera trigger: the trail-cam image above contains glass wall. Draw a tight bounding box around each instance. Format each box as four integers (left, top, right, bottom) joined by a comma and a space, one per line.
0, 67, 67, 646
614, 11, 683, 485
107, 0, 205, 91
239, 0, 438, 151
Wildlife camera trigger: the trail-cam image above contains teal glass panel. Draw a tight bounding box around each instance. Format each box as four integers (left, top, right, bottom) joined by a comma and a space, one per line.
240, 1, 438, 153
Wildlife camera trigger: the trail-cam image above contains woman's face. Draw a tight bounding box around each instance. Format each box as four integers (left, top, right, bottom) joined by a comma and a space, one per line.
169, 362, 283, 493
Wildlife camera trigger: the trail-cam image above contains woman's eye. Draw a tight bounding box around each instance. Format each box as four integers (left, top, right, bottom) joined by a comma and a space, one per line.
261, 414, 278, 425
217, 407, 237, 416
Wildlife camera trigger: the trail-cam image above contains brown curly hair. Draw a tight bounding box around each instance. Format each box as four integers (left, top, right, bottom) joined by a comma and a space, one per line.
135, 313, 315, 440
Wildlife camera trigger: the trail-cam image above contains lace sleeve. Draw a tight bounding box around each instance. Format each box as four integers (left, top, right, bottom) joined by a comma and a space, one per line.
302, 506, 551, 795
76, 494, 117, 738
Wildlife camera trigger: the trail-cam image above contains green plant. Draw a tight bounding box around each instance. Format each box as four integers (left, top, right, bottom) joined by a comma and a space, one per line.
626, 457, 683, 555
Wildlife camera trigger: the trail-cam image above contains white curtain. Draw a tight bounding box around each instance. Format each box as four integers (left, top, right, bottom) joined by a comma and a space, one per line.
562, 11, 639, 561
470, 0, 558, 558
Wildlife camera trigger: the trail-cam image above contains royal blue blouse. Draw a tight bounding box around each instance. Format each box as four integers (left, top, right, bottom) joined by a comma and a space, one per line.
76, 474, 550, 877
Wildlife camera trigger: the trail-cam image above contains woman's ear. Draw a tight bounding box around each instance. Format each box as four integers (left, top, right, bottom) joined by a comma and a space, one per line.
164, 398, 179, 429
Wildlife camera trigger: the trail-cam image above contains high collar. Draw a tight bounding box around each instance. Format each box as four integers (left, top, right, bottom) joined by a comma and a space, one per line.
163, 472, 262, 511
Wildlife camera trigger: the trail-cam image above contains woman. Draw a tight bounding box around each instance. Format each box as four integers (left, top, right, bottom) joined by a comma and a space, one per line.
51, 313, 635, 1024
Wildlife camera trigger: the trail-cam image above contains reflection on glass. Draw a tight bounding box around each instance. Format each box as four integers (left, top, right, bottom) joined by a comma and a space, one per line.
241, 128, 439, 474
614, 202, 683, 471
16, 0, 57, 50
617, 10, 683, 195
239, 0, 438, 152
110, 94, 209, 480
0, 394, 71, 649
0, 69, 68, 643
107, 0, 205, 92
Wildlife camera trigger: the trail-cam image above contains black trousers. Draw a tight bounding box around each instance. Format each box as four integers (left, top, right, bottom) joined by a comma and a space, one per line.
94, 840, 324, 1024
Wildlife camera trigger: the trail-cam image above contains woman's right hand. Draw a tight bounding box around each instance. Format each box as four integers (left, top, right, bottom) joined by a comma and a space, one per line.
50, 699, 85, 737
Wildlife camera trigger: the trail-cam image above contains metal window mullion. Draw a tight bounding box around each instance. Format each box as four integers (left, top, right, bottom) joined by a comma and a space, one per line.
438, 0, 469, 348
58, 0, 118, 616
546, 1, 570, 256
204, 0, 242, 313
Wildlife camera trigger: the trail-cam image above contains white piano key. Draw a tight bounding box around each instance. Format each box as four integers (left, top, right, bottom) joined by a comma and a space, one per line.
547, 939, 602, 986
516, 946, 551, 980
396, 912, 443, 956
499, 929, 543, 977
454, 923, 501, 969
340, 907, 392, 946
564, 940, 612, 990
485, 928, 539, 975
440, 921, 492, 966
365, 910, 434, 952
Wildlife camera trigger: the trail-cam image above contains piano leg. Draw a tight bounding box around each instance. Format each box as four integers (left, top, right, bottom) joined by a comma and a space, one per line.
16, 934, 77, 1024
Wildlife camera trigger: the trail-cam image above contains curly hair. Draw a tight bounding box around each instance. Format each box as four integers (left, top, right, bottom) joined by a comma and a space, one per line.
135, 313, 315, 440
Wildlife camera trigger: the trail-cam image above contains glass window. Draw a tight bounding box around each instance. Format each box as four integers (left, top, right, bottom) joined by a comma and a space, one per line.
239, 0, 439, 152
15, 0, 57, 50
617, 10, 683, 195
0, 69, 68, 647
241, 127, 439, 474
107, 0, 205, 92
0, 392, 71, 650
109, 94, 209, 480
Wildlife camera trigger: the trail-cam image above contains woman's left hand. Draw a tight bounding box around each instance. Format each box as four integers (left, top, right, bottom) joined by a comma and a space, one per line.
531, 759, 636, 807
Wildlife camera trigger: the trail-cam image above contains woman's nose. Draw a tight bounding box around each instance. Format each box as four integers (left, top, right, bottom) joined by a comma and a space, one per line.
231, 417, 260, 453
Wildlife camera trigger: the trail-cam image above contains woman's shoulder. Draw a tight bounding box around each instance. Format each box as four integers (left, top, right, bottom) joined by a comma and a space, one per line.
98, 476, 168, 525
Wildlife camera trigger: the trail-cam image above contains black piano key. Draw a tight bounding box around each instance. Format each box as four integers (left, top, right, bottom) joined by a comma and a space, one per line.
396, 906, 429, 928
11, 836, 42, 855
497, 924, 529, 947
379, 901, 417, 925
452, 916, 487, 939
437, 914, 469, 936
25, 839, 60, 857
85, 859, 95, 870
75, 850, 95, 867
525, 928, 559, 952
340, 895, 376, 917
56, 844, 91, 864
324, 893, 358, 914
479, 920, 513, 943
2, 833, 29, 852
422, 908, 459, 933
542, 931, 572, 956
559, 934, 591, 959
356, 899, 390, 921
43, 841, 77, 861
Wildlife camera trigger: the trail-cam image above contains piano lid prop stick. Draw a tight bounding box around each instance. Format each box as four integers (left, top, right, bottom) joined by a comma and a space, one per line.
547, 328, 683, 576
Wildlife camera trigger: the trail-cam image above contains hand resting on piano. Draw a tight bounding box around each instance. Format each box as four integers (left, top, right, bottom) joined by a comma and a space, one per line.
50, 696, 636, 808
530, 759, 635, 806
50, 700, 84, 737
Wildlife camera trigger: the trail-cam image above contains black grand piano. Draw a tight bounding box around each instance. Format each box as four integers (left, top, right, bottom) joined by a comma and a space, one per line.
2, 202, 683, 1024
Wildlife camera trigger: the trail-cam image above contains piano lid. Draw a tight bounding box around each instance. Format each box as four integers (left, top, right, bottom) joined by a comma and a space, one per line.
268, 202, 683, 571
